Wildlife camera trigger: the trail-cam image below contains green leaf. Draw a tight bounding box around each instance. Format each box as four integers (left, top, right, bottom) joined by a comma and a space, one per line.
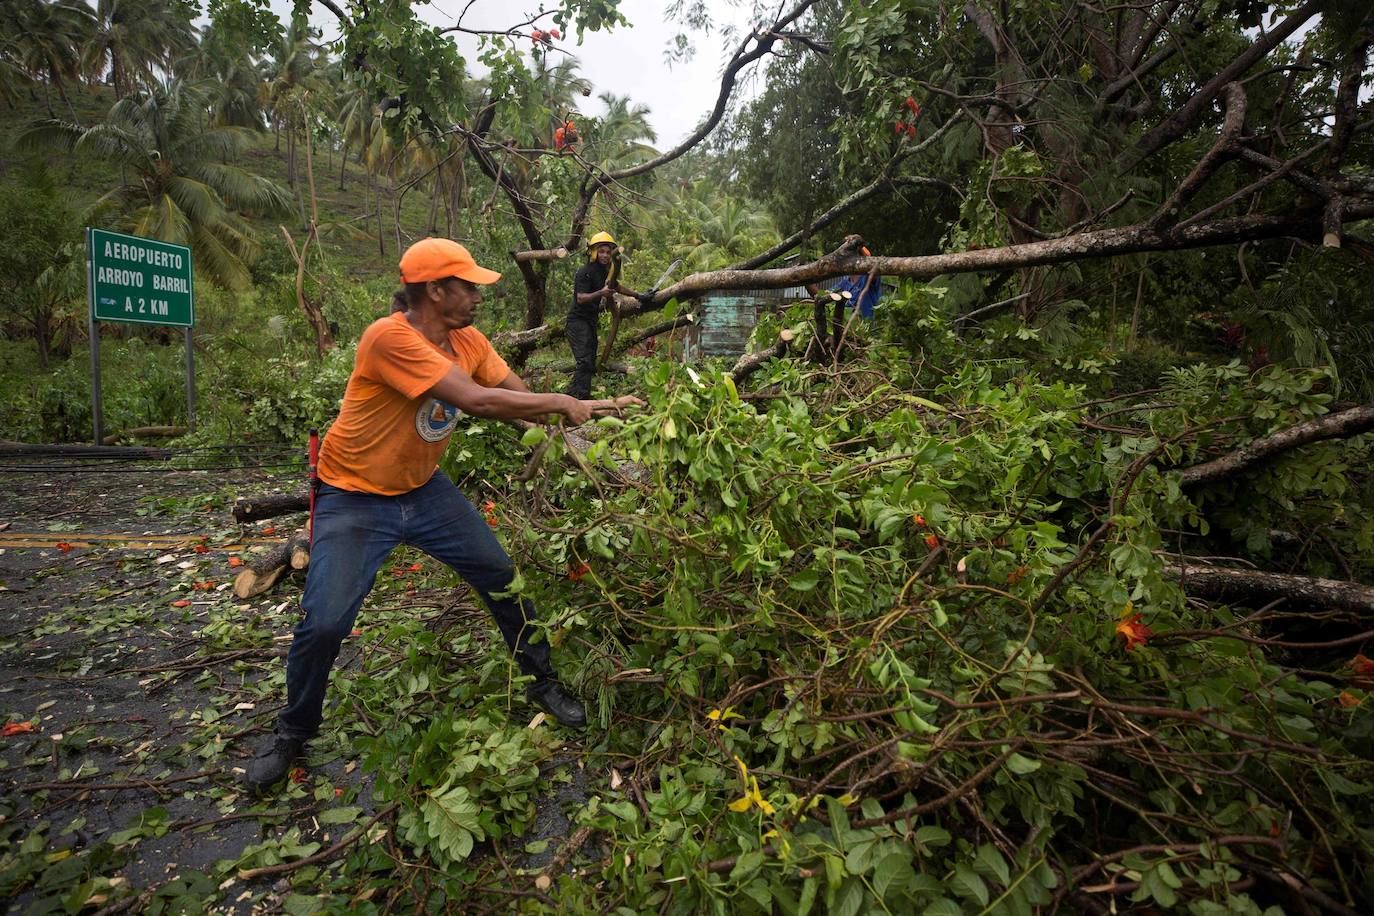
873, 851, 915, 898
949, 862, 989, 906
730, 850, 765, 882
422, 785, 483, 862
318, 806, 363, 825
790, 568, 820, 592
520, 426, 547, 447
974, 844, 1010, 886
914, 825, 951, 851
798, 875, 819, 916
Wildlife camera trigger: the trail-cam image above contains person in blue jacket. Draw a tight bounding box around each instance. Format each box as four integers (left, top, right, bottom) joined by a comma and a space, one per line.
806, 247, 880, 319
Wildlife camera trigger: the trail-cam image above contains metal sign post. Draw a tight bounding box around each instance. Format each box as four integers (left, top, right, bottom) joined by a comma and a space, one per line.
85, 227, 195, 444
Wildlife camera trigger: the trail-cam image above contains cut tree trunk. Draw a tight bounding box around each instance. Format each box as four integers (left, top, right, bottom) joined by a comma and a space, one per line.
232, 493, 310, 523
732, 327, 800, 383
233, 529, 311, 599
512, 247, 569, 263
1166, 563, 1374, 613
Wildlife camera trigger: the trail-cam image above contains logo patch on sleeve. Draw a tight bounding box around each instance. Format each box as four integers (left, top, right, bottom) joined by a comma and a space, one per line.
415, 398, 461, 442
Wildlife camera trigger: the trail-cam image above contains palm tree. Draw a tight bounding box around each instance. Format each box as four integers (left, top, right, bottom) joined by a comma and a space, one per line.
178, 22, 266, 129
18, 79, 292, 289
1, 0, 94, 115
667, 189, 780, 270
587, 92, 658, 169
83, 0, 196, 100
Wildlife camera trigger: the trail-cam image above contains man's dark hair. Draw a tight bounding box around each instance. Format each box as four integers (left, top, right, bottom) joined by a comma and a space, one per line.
392, 281, 432, 312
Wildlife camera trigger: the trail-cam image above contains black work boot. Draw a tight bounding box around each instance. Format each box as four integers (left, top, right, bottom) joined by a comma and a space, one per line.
244, 734, 305, 794
527, 679, 587, 728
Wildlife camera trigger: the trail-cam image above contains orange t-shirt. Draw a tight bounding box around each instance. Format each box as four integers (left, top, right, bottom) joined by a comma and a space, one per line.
316, 313, 511, 495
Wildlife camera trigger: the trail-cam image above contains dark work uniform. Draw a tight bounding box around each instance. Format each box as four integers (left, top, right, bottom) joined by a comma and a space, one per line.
565, 260, 611, 400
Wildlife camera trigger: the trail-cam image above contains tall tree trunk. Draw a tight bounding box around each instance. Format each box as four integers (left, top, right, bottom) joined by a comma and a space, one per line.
32, 309, 51, 371
391, 171, 402, 252
286, 125, 297, 185
338, 142, 349, 190
427, 171, 442, 235
374, 170, 384, 257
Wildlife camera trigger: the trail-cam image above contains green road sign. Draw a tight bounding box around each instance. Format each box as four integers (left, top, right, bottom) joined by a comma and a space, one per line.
87, 227, 194, 327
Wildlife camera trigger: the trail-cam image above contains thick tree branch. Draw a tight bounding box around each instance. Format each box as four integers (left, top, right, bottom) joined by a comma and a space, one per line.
649, 200, 1374, 303
1126, 0, 1322, 168
512, 247, 569, 263
1325, 13, 1373, 175
1150, 82, 1247, 228
1166, 563, 1374, 613
1178, 403, 1374, 488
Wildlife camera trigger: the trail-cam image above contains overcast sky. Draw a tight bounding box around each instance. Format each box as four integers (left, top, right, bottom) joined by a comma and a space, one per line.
266, 0, 761, 147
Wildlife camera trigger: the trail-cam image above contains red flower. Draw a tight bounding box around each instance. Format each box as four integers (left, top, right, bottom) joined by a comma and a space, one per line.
911, 514, 927, 528
56, 542, 73, 553
894, 121, 904, 135
1349, 654, 1374, 686
1115, 612, 1153, 652
2, 722, 36, 737
171, 599, 191, 608
289, 767, 307, 784
408, 563, 423, 573
1007, 565, 1029, 585
228, 556, 243, 568
924, 533, 939, 549
905, 123, 917, 138
194, 544, 209, 554
262, 526, 277, 536
568, 561, 591, 582
334, 787, 344, 798
1338, 691, 1361, 708
549, 28, 561, 39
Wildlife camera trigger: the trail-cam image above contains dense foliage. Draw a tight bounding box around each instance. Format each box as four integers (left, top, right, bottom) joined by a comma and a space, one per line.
2, 0, 1373, 913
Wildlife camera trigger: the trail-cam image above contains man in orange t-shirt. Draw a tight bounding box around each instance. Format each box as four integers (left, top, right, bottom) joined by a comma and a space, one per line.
245, 238, 640, 793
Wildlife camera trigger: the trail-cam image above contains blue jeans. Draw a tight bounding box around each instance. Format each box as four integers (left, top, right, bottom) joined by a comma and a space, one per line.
277, 470, 556, 740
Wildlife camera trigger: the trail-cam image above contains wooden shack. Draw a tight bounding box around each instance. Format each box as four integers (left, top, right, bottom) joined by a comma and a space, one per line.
682, 287, 807, 361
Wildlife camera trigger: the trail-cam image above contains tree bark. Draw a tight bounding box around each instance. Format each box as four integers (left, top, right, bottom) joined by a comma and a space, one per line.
232, 493, 310, 523
1166, 563, 1374, 613
1179, 404, 1374, 488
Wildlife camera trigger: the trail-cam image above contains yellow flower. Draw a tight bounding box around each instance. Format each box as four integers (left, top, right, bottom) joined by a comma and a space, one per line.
706, 707, 743, 731
728, 756, 776, 815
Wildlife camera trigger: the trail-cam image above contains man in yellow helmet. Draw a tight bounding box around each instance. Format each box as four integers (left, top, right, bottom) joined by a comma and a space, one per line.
565, 231, 654, 399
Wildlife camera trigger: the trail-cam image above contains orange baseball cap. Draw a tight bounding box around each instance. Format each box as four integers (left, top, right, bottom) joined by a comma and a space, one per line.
398, 238, 502, 284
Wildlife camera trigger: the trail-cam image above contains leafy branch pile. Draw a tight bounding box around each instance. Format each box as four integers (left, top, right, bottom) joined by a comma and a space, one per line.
430, 301, 1373, 913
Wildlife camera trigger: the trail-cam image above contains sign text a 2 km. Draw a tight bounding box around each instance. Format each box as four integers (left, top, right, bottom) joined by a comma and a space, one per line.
87, 227, 195, 327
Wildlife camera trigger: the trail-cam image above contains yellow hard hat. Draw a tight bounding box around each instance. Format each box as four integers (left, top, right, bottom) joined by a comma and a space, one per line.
586, 231, 617, 257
